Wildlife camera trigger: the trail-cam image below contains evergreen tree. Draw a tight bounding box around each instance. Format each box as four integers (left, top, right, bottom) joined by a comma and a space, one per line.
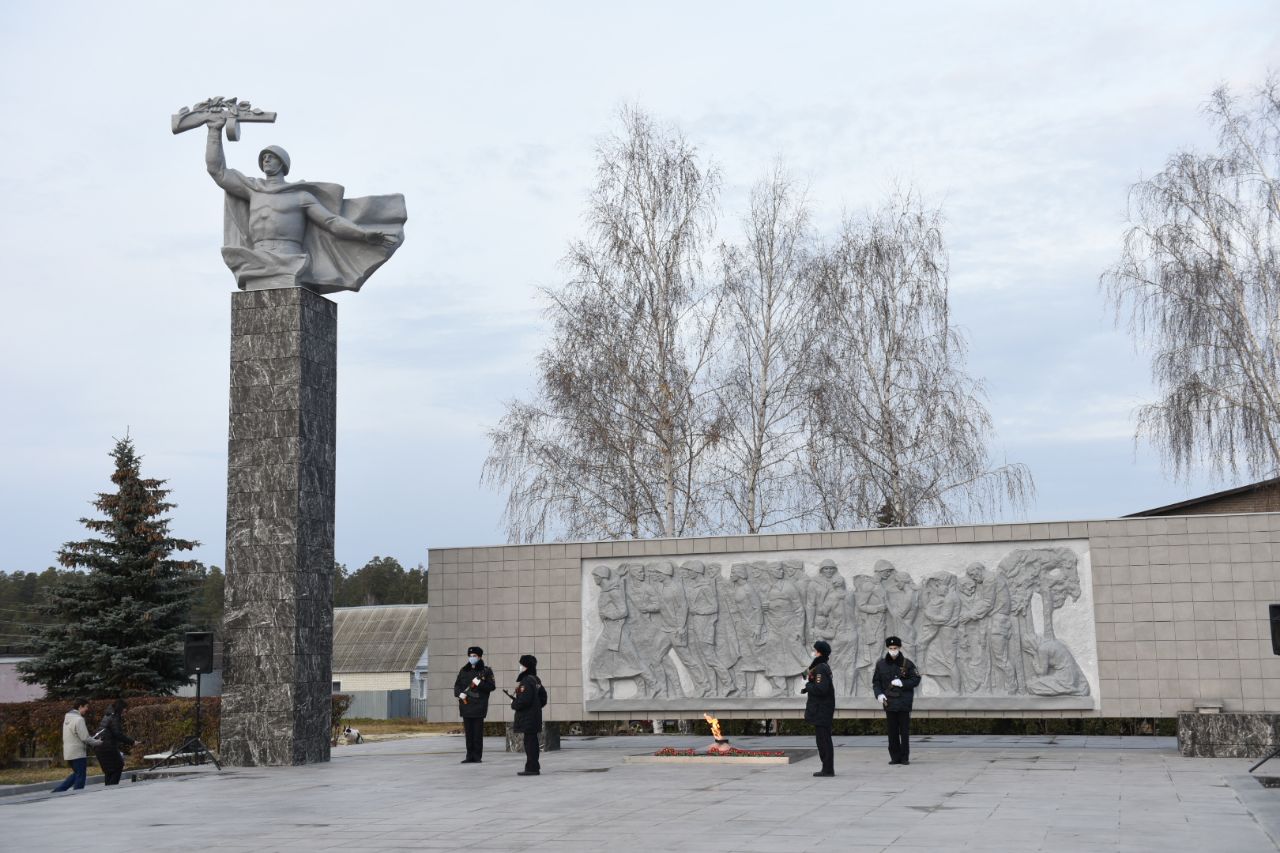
18, 437, 201, 698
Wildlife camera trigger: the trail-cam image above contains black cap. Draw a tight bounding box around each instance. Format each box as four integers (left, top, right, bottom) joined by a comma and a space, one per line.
519, 654, 538, 669
467, 646, 484, 657
813, 640, 831, 656
885, 636, 902, 648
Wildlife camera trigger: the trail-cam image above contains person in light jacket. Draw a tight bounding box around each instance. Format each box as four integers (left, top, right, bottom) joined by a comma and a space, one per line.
52, 699, 100, 792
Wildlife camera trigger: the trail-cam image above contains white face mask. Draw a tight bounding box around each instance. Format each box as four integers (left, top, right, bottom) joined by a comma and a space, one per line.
887, 649, 900, 658
467, 656, 479, 666
519, 665, 526, 673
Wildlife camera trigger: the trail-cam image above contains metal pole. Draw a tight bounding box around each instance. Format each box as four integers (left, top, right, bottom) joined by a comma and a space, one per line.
194, 671, 203, 765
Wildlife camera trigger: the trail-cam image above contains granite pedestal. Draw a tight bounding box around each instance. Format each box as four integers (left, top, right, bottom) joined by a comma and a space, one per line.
1179, 712, 1280, 758
219, 288, 337, 766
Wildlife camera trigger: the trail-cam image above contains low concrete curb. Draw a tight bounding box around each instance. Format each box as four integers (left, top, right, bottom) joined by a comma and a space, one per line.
0, 774, 106, 798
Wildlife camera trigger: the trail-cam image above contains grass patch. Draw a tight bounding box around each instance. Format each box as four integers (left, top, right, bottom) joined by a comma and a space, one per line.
342, 718, 461, 736
0, 765, 83, 785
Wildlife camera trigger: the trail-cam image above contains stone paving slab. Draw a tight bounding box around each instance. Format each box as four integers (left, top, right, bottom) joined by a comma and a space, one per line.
1, 736, 1276, 852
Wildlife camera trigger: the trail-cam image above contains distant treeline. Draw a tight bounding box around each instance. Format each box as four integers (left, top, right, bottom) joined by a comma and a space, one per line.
0, 556, 426, 653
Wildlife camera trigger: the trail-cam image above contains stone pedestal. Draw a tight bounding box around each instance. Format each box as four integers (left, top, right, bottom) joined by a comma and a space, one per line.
505, 722, 561, 752
1178, 712, 1280, 758
219, 288, 337, 766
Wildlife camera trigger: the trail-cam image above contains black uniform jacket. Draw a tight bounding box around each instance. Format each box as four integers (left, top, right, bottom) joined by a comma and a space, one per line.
511, 670, 544, 733
872, 654, 922, 712
97, 710, 134, 751
454, 662, 496, 719
802, 655, 835, 726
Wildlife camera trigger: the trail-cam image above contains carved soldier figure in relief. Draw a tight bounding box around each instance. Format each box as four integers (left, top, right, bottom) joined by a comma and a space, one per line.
965, 562, 1020, 694
621, 564, 667, 697
918, 572, 961, 695
854, 562, 893, 694
807, 559, 839, 644
727, 563, 766, 696
815, 572, 858, 696
956, 576, 991, 694
181, 99, 406, 293
681, 560, 734, 697
887, 570, 921, 657
588, 566, 643, 697
706, 562, 743, 692
761, 562, 812, 695
651, 562, 691, 698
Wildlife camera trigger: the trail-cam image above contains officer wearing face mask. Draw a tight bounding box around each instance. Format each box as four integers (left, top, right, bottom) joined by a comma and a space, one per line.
454, 645, 496, 764
872, 636, 921, 765
801, 639, 836, 776
511, 654, 547, 776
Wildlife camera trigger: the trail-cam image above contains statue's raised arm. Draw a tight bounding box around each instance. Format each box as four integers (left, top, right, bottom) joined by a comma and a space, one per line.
203, 116, 250, 199
173, 97, 407, 294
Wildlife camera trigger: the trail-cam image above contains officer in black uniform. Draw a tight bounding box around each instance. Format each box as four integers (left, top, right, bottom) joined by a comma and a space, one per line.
454, 645, 496, 763
802, 639, 836, 776
511, 653, 546, 776
872, 636, 921, 765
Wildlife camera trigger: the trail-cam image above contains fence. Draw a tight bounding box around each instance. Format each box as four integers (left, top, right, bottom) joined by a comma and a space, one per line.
345, 689, 418, 720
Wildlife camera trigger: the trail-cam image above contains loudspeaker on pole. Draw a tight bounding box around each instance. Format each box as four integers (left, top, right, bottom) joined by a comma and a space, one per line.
184, 631, 215, 675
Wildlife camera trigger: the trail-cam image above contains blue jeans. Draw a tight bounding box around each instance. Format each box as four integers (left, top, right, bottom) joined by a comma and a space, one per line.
52, 757, 87, 792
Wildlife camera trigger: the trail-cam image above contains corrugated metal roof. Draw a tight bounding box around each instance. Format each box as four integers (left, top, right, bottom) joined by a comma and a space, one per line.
332, 604, 429, 673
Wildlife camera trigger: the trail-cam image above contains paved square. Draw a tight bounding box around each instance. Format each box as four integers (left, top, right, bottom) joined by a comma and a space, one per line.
3, 735, 1277, 852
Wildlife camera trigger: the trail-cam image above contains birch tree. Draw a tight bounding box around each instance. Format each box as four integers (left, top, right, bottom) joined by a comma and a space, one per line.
803, 189, 1034, 527
1103, 77, 1280, 481
713, 166, 815, 533
484, 107, 724, 542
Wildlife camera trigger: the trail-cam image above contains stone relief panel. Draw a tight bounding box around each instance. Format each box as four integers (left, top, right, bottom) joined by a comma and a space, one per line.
581, 541, 1098, 712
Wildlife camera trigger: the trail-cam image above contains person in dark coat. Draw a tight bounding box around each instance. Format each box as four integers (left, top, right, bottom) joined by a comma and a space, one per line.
873, 635, 922, 765
511, 653, 546, 776
802, 639, 836, 776
454, 645, 496, 763
94, 699, 136, 785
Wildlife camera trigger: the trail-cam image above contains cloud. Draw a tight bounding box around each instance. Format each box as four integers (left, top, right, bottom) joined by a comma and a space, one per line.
1, 2, 1277, 569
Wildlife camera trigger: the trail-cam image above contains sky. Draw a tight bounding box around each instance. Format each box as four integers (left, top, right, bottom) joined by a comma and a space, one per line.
1, 1, 1277, 573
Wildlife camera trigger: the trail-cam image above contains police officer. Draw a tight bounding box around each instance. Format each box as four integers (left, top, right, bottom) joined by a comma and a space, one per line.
873, 636, 921, 765
802, 639, 836, 776
454, 645, 496, 763
511, 653, 546, 776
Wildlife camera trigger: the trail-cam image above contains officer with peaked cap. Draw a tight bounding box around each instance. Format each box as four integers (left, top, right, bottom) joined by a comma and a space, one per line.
873, 636, 922, 765
454, 645, 496, 763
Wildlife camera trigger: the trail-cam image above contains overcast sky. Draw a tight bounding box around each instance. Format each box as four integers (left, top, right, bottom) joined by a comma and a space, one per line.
1, 2, 1277, 573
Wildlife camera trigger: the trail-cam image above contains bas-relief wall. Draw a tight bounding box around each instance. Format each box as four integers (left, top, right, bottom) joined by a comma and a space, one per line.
580, 541, 1099, 714
425, 514, 1280, 722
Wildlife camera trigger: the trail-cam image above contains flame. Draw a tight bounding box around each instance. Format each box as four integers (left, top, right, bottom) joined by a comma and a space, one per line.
703, 713, 722, 740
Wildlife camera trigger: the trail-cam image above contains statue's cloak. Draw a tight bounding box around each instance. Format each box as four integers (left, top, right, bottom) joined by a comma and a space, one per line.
222, 177, 407, 294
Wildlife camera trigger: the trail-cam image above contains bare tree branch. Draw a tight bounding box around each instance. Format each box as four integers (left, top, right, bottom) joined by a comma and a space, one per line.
1102, 75, 1280, 482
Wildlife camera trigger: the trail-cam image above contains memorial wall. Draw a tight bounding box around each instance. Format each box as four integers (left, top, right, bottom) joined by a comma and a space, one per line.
426, 513, 1280, 723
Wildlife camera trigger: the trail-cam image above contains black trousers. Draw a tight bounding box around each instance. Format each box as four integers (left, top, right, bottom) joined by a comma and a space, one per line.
886, 709, 911, 762
96, 746, 124, 785
523, 730, 541, 772
463, 717, 485, 761
814, 725, 833, 773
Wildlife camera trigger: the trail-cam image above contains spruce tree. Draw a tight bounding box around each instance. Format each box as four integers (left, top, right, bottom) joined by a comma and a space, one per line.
19, 436, 201, 698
